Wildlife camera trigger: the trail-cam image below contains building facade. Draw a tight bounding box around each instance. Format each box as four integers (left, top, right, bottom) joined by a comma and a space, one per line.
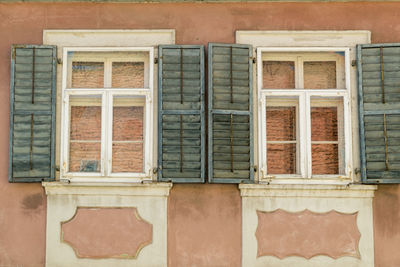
1, 1, 400, 267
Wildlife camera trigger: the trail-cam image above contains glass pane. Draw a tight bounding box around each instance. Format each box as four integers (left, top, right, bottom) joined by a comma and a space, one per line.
71, 62, 104, 88
266, 106, 296, 141
304, 61, 336, 89
112, 62, 144, 88
67, 51, 149, 88
311, 97, 344, 175
267, 144, 296, 174
69, 95, 102, 172
112, 96, 145, 173
311, 107, 338, 141
266, 97, 298, 174
312, 144, 338, 174
263, 61, 295, 89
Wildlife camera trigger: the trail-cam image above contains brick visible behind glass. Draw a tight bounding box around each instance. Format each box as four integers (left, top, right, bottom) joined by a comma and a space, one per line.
312, 144, 339, 174
304, 61, 336, 89
267, 143, 296, 174
112, 62, 144, 88
72, 62, 104, 88
263, 61, 295, 89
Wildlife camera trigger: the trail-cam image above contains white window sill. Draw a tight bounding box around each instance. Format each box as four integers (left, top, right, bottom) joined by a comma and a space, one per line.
239, 183, 377, 198
259, 177, 353, 186
42, 181, 172, 197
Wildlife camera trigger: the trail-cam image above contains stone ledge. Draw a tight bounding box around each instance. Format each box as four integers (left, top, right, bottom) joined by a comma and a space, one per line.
239, 183, 377, 198
42, 181, 173, 196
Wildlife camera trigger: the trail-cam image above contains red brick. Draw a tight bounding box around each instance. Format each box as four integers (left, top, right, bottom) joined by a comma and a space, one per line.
72, 62, 104, 88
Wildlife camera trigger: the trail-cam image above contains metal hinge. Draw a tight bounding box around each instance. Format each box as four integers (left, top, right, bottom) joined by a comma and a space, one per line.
57, 58, 62, 64
252, 57, 256, 64
351, 60, 357, 67
154, 58, 159, 64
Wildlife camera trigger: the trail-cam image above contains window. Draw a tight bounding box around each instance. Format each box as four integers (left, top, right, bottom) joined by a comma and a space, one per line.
258, 48, 352, 181
60, 47, 154, 181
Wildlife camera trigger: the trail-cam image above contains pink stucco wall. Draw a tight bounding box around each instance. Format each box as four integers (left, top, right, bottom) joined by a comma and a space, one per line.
1, 2, 400, 266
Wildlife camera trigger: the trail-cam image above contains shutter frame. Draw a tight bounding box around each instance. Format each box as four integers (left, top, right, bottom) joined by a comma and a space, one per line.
208, 43, 254, 183
9, 45, 57, 182
157, 45, 205, 183
358, 43, 400, 184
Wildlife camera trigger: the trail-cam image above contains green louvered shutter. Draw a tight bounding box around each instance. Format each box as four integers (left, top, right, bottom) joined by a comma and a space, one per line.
358, 43, 400, 183
9, 45, 57, 182
208, 43, 254, 183
158, 45, 205, 183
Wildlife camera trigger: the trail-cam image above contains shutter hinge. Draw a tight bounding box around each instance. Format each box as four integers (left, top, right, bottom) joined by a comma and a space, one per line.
351, 60, 357, 67
252, 57, 256, 64
153, 167, 159, 174
154, 58, 158, 64
57, 58, 62, 65
253, 165, 257, 172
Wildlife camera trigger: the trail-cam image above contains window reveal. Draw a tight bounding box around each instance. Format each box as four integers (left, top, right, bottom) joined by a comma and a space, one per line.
259, 50, 350, 179
61, 49, 152, 179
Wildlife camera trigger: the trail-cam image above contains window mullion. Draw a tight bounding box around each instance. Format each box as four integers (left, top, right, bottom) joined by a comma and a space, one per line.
297, 56, 304, 89
260, 93, 267, 178
304, 92, 312, 178
61, 93, 70, 177
104, 59, 112, 88
257, 48, 266, 179
101, 91, 108, 176
343, 94, 351, 177
144, 92, 151, 177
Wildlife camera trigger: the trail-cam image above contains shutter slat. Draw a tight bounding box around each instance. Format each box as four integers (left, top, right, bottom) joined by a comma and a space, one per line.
208, 43, 254, 183
9, 45, 56, 182
158, 45, 205, 183
358, 43, 400, 183
162, 138, 201, 146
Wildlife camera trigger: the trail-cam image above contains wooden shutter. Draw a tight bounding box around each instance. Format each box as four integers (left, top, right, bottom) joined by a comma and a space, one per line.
9, 45, 57, 182
358, 43, 400, 183
158, 45, 205, 183
208, 43, 254, 183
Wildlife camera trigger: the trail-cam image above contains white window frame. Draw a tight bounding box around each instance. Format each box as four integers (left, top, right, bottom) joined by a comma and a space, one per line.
60, 47, 154, 183
257, 47, 352, 184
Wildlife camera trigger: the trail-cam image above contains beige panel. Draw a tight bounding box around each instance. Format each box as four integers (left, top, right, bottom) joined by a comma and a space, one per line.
43, 182, 172, 267
240, 184, 376, 267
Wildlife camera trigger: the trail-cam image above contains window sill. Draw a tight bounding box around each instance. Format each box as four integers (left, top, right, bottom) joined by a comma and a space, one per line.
59, 176, 153, 184
42, 181, 172, 197
239, 183, 377, 198
259, 177, 353, 186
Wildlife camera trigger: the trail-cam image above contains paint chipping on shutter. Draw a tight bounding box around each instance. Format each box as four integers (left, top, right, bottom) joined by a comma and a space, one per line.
358, 43, 400, 183
158, 45, 205, 183
208, 43, 254, 183
9, 45, 57, 182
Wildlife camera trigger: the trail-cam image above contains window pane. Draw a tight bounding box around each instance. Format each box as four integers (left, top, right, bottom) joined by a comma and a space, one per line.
69, 96, 102, 172
311, 107, 338, 141
304, 61, 336, 89
112, 62, 144, 88
71, 62, 104, 88
112, 96, 145, 173
267, 144, 296, 174
266, 97, 298, 174
312, 144, 338, 174
67, 51, 149, 88
266, 106, 296, 141
263, 61, 295, 89
311, 97, 344, 175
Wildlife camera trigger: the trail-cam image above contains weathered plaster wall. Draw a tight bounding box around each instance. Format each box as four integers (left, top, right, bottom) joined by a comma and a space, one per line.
1, 2, 400, 267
